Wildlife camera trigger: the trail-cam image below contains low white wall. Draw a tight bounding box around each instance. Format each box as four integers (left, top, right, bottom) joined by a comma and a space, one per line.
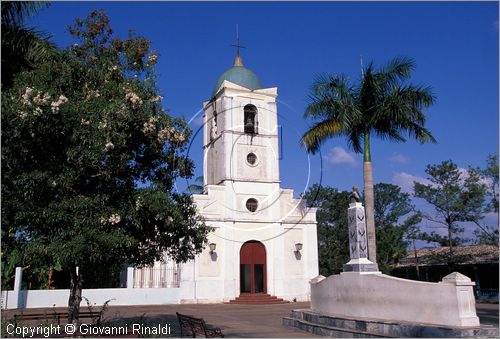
311, 272, 479, 328
3, 288, 180, 309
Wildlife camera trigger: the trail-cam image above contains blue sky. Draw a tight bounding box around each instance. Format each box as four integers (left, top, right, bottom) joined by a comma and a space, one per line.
28, 2, 498, 241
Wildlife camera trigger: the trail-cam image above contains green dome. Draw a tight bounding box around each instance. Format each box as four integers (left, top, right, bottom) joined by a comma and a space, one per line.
213, 56, 261, 95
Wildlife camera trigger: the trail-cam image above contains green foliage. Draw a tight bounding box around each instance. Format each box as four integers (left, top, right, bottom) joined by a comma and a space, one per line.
374, 183, 413, 226
301, 57, 436, 262
1, 1, 50, 27
303, 182, 422, 275
1, 1, 56, 88
414, 160, 489, 260
301, 56, 436, 156
1, 9, 211, 296
187, 175, 204, 194
481, 153, 499, 213
473, 153, 499, 245
303, 184, 351, 275
373, 183, 420, 273
473, 227, 499, 245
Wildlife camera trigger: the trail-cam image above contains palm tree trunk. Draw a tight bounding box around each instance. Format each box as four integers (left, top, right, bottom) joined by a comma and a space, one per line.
363, 132, 377, 263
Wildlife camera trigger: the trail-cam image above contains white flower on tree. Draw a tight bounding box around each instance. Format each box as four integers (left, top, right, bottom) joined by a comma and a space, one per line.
108, 214, 121, 224
125, 89, 143, 109
142, 116, 159, 135
148, 54, 158, 63
50, 95, 68, 113
105, 141, 114, 151
21, 87, 34, 105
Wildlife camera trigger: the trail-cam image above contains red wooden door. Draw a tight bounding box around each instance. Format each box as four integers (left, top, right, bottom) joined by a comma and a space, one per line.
240, 241, 266, 294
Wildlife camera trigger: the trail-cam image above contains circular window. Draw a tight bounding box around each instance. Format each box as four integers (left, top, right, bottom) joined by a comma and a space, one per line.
246, 153, 257, 165
246, 198, 258, 212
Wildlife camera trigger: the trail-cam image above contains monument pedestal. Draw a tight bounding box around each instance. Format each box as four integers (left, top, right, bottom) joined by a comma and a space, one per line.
344, 202, 379, 272
343, 258, 379, 273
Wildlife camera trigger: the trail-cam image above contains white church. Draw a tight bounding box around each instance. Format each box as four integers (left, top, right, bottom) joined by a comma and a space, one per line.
178, 52, 319, 303
2, 52, 319, 309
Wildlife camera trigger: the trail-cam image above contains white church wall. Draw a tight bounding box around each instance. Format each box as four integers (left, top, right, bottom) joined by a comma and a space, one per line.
304, 220, 319, 282
2, 288, 181, 309
284, 228, 304, 276
197, 228, 222, 278
270, 233, 285, 297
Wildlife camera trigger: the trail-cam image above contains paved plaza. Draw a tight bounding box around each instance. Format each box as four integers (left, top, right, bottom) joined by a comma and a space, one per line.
2, 302, 498, 337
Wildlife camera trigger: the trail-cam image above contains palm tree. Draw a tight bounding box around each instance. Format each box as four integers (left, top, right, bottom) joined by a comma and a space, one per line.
301, 57, 436, 263
187, 175, 205, 194
1, 1, 56, 87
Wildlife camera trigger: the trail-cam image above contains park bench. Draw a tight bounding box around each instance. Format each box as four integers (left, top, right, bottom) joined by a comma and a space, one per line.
13, 311, 102, 325
176, 312, 224, 338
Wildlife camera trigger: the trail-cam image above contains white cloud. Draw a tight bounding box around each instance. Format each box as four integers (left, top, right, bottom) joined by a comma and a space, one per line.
392, 172, 431, 193
323, 146, 358, 167
457, 167, 492, 187
389, 153, 410, 164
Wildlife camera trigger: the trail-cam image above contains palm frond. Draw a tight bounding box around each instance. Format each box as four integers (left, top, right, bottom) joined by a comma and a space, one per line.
406, 123, 437, 144
303, 56, 435, 157
2, 26, 56, 66
347, 129, 364, 154
1, 1, 50, 28
300, 119, 345, 154
379, 56, 415, 83
305, 73, 354, 118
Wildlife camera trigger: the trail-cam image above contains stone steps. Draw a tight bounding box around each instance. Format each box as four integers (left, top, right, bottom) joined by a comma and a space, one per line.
227, 293, 289, 304
283, 309, 500, 338
283, 316, 390, 338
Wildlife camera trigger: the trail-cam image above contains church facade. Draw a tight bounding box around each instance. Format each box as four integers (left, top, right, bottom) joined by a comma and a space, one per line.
1, 54, 320, 309
178, 54, 319, 303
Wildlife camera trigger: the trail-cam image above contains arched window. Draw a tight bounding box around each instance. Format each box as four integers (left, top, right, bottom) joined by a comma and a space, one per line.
244, 104, 258, 134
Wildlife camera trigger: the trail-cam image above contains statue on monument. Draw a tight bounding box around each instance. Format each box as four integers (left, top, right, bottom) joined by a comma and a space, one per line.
350, 185, 361, 203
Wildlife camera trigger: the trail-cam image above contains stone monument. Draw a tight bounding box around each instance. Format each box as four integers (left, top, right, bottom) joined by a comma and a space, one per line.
343, 187, 379, 272
282, 189, 491, 337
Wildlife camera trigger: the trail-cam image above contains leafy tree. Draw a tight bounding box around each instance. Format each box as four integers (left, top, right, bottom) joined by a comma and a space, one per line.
482, 154, 499, 213
473, 154, 499, 245
414, 160, 488, 266
373, 183, 421, 273
1, 1, 57, 88
1, 11, 211, 322
301, 57, 436, 263
1, 2, 57, 288
473, 227, 499, 246
302, 184, 350, 275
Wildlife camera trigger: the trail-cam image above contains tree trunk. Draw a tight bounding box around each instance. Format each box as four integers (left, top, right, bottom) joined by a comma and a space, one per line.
364, 161, 377, 262
47, 267, 53, 289
68, 266, 83, 324
363, 132, 377, 263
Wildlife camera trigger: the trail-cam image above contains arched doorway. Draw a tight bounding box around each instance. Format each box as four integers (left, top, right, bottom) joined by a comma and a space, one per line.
240, 241, 266, 294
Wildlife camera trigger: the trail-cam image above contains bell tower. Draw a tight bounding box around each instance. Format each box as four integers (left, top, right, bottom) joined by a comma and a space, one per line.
188, 47, 318, 304
202, 54, 280, 216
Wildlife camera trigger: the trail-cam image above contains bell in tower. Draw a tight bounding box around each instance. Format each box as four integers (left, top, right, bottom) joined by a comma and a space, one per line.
244, 104, 258, 134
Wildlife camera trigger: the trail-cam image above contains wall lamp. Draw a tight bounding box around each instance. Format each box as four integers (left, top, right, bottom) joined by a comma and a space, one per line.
209, 243, 217, 255
295, 243, 303, 253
